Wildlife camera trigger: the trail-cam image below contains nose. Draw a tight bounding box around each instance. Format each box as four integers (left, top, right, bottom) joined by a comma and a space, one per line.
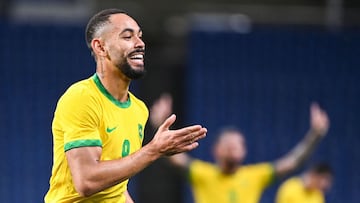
135, 36, 145, 49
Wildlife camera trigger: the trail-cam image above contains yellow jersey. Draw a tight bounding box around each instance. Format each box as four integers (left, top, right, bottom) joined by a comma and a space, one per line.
276, 177, 324, 203
44, 74, 148, 203
189, 160, 274, 203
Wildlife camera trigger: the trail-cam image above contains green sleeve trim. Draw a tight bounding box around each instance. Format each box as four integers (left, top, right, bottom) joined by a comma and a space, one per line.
92, 73, 131, 108
64, 139, 102, 152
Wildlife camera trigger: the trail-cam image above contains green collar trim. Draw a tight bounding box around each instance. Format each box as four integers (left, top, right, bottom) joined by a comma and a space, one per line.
92, 73, 131, 108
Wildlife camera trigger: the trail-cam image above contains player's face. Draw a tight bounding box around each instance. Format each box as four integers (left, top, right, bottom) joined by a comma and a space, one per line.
104, 13, 145, 80
313, 173, 333, 192
214, 132, 247, 169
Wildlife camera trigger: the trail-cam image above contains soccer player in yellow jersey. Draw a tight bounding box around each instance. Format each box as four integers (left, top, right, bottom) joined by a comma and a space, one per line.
276, 163, 333, 203
44, 9, 207, 203
170, 103, 330, 203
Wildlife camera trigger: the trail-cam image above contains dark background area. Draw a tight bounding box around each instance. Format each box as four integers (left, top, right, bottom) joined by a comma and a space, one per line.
0, 0, 359, 203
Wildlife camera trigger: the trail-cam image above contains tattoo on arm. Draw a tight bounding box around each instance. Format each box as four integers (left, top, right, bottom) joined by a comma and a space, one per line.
275, 129, 323, 177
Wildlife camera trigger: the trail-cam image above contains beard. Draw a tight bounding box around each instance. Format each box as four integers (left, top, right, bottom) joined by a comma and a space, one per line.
115, 49, 146, 80
119, 59, 146, 80
224, 158, 239, 169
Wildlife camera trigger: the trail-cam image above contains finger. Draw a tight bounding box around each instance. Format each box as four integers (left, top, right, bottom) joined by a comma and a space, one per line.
174, 141, 200, 153
182, 142, 200, 152
177, 128, 207, 148
173, 125, 203, 136
158, 114, 176, 132
186, 128, 207, 142
311, 102, 320, 114
193, 128, 207, 142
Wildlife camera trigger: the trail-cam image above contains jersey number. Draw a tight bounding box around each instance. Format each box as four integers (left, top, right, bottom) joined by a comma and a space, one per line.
122, 139, 131, 157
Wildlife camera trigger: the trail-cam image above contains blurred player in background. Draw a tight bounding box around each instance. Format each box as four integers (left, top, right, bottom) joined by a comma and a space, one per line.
166, 98, 330, 203
44, 8, 207, 203
276, 162, 333, 203
137, 93, 185, 203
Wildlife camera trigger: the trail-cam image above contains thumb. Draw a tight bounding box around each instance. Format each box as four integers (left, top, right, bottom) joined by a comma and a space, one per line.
311, 102, 319, 114
158, 114, 176, 132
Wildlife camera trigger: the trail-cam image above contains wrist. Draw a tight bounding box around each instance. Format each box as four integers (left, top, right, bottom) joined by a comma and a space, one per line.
142, 142, 162, 162
309, 128, 325, 138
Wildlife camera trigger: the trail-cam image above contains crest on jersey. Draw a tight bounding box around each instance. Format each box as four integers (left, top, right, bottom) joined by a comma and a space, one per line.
138, 124, 144, 140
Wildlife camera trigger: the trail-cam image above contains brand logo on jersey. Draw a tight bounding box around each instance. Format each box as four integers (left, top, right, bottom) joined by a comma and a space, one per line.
106, 126, 117, 133
138, 124, 143, 139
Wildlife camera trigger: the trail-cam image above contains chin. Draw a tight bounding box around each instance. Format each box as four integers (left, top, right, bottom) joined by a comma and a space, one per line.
119, 63, 146, 80
225, 160, 239, 169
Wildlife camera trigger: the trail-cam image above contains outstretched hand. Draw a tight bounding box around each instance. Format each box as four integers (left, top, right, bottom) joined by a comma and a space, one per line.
149, 114, 207, 156
310, 103, 329, 136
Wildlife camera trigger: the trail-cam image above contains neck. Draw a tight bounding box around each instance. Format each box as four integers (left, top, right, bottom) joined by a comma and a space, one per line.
301, 174, 313, 190
219, 162, 240, 175
96, 63, 130, 102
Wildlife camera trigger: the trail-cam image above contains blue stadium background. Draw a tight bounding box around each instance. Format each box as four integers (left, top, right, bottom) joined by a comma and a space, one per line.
0, 22, 359, 203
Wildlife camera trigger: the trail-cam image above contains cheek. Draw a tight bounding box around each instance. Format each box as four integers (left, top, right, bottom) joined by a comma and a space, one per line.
233, 148, 246, 159
107, 44, 127, 58
320, 179, 332, 190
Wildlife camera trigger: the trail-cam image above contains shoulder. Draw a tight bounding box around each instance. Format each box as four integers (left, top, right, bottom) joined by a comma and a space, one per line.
59, 77, 96, 101
55, 77, 102, 117
238, 162, 276, 186
241, 162, 274, 173
280, 177, 303, 190
190, 159, 217, 172
129, 92, 149, 113
63, 77, 97, 99
276, 176, 303, 203
189, 159, 217, 182
129, 92, 147, 107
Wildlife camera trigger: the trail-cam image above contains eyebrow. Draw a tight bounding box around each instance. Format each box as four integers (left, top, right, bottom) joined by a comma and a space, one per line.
120, 28, 142, 35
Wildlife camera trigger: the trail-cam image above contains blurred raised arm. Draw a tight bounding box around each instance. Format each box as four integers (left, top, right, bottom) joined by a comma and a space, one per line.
274, 103, 330, 177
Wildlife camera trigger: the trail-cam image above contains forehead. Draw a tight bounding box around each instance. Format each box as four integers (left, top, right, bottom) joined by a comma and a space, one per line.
108, 13, 141, 32
218, 132, 245, 144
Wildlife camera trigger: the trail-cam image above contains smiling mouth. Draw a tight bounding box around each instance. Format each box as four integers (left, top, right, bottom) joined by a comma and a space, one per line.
129, 54, 144, 60
128, 50, 145, 66
128, 49, 145, 59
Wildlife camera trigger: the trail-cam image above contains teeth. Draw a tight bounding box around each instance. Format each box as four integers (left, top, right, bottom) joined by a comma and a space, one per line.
130, 54, 143, 59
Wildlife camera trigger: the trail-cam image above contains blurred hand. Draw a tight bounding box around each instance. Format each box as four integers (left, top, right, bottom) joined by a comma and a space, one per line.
150, 93, 173, 128
149, 114, 207, 156
310, 103, 330, 136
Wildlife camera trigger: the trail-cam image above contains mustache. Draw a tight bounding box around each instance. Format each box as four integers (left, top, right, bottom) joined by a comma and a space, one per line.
128, 48, 145, 56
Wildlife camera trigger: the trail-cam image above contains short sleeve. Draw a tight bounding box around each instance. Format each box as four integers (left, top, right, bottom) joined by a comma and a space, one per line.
54, 84, 102, 151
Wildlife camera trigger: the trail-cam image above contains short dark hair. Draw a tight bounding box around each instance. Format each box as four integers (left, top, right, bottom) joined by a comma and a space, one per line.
85, 8, 127, 53
309, 162, 333, 175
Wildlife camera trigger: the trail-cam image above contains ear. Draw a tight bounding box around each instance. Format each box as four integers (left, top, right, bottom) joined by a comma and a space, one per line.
91, 38, 107, 57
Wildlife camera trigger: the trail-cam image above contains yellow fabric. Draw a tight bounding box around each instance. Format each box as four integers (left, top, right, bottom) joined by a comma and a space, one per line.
189, 160, 274, 203
44, 74, 148, 203
276, 177, 324, 203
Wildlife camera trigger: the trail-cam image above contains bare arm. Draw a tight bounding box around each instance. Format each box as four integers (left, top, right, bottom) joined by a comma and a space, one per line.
274, 103, 329, 177
168, 152, 193, 170
66, 114, 207, 197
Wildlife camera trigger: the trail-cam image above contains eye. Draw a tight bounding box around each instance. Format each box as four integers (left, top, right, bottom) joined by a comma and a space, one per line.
123, 36, 132, 40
